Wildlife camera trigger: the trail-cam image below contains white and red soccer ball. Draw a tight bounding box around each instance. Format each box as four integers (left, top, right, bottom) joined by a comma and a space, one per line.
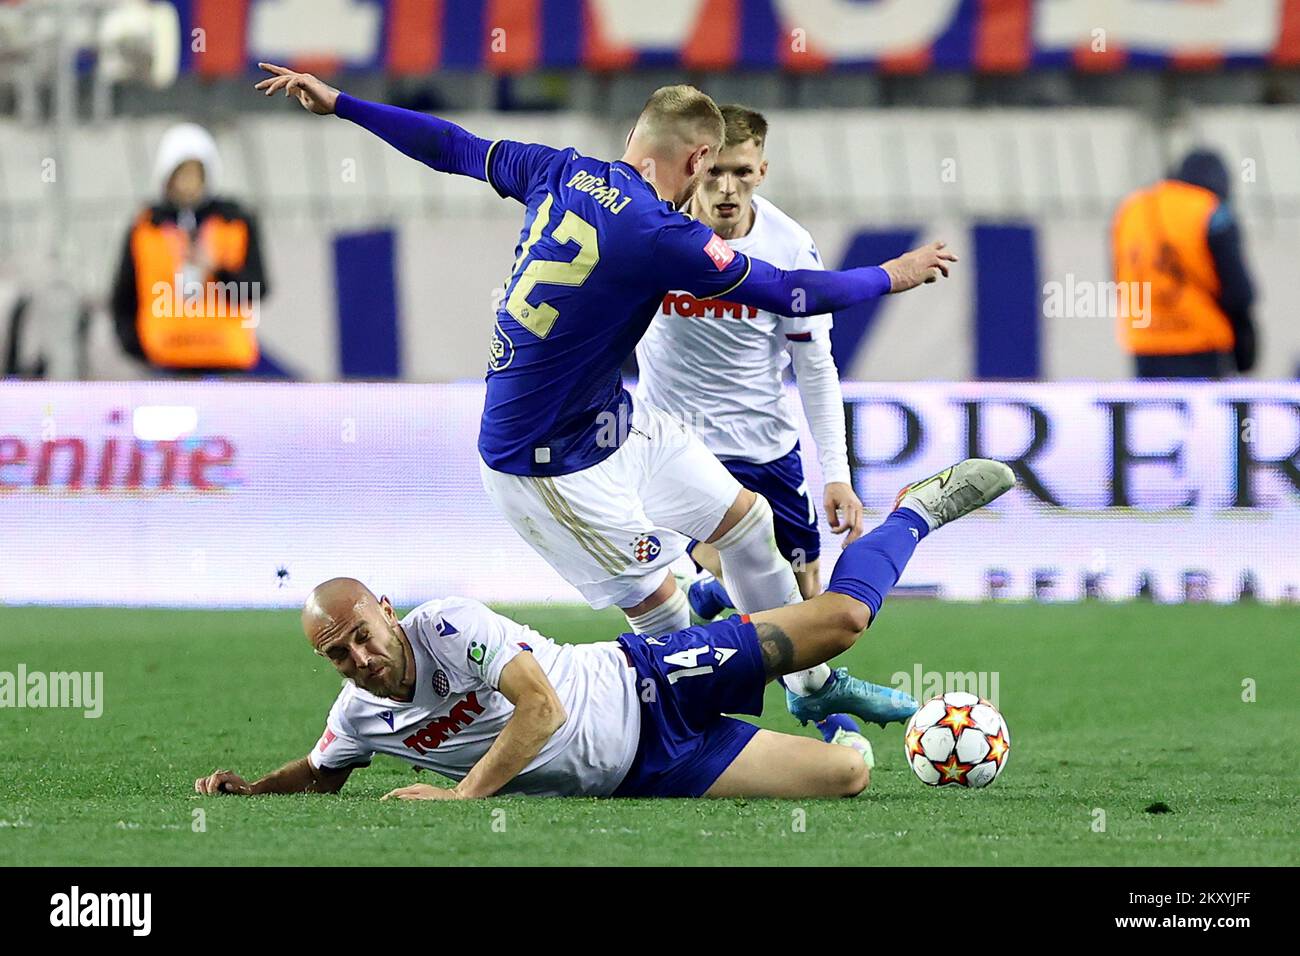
904, 692, 1011, 789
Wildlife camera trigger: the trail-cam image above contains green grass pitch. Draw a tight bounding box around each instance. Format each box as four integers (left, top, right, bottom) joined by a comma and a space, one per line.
1, 601, 1296, 866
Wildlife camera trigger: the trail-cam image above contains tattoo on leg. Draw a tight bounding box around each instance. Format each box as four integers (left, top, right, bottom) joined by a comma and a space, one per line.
756, 623, 796, 679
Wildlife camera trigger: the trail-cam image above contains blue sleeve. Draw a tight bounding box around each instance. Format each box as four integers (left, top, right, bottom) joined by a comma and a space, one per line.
1206, 202, 1255, 316
484, 140, 563, 203
732, 259, 892, 316
650, 215, 754, 299
652, 214, 890, 314
335, 93, 557, 201
1206, 201, 1257, 372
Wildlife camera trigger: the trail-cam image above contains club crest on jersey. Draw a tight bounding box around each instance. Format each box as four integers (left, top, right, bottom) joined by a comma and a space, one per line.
432, 669, 449, 697
703, 233, 735, 271
633, 534, 662, 563
488, 322, 515, 372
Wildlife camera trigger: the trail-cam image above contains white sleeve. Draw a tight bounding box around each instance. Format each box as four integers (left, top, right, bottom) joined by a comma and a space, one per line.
779, 235, 834, 337
787, 329, 851, 487
422, 598, 532, 694
307, 694, 375, 771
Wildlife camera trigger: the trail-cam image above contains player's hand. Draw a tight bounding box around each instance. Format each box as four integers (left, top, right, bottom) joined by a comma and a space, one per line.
824, 482, 865, 547
381, 783, 464, 801
194, 769, 253, 796
882, 240, 958, 292
254, 63, 339, 115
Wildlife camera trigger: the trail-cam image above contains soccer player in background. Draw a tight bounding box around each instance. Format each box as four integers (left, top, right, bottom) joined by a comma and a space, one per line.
636, 107, 855, 617
636, 105, 864, 741
194, 459, 1015, 801
255, 64, 954, 728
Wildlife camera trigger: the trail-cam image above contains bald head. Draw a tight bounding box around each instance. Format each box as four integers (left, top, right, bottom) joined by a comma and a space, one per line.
302, 577, 378, 648
303, 577, 413, 698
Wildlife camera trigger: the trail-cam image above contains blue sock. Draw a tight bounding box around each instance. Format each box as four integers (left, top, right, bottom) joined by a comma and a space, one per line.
815, 713, 860, 742
687, 575, 733, 620
825, 508, 927, 619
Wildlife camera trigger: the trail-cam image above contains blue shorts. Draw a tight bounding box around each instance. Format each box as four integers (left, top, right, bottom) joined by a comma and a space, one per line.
717, 443, 820, 564
613, 615, 767, 798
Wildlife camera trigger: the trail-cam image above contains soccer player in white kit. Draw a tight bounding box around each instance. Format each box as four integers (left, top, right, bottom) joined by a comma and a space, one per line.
636, 106, 863, 732
638, 105, 862, 604
191, 459, 1016, 801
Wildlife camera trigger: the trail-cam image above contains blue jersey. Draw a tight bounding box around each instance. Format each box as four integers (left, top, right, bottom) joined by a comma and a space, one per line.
334, 94, 892, 477
479, 142, 754, 475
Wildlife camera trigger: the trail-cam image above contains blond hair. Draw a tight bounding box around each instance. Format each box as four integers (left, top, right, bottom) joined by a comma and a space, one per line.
637, 85, 724, 149
720, 104, 768, 151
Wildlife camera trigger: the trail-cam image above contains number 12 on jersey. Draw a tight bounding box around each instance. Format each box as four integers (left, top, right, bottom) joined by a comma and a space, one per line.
505, 193, 600, 339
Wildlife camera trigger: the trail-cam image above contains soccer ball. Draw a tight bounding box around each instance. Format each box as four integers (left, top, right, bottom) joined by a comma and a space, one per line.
904, 692, 1010, 788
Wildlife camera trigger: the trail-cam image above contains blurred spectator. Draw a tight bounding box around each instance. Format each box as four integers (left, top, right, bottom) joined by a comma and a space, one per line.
2, 249, 92, 381
110, 123, 270, 374
1112, 149, 1257, 379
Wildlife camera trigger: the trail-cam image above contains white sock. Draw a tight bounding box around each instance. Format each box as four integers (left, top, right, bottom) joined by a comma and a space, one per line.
625, 585, 690, 636
713, 494, 802, 614
783, 663, 832, 696
713, 496, 829, 696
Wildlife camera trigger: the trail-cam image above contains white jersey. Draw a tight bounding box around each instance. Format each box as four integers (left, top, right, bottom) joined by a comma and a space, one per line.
308, 598, 641, 797
635, 194, 833, 466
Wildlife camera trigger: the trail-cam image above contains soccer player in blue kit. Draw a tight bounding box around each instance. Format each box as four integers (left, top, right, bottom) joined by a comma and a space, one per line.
256, 64, 955, 729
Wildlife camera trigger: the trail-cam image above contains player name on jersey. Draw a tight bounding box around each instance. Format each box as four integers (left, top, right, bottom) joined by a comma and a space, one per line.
565, 170, 634, 214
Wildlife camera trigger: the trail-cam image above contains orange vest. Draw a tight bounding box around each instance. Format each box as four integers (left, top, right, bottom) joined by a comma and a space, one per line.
130, 212, 259, 369
1112, 180, 1234, 356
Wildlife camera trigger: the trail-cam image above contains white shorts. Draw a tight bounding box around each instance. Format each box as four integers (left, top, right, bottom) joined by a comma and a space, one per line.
480, 400, 743, 610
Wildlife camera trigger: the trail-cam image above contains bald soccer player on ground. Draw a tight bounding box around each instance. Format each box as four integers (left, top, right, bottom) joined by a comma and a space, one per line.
194, 459, 1014, 801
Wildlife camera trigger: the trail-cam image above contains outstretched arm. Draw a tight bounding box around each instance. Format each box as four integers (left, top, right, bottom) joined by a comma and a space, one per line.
333, 92, 492, 178
254, 63, 557, 200
255, 62, 489, 177
653, 214, 956, 314
731, 240, 957, 315
383, 652, 566, 802
194, 756, 353, 796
